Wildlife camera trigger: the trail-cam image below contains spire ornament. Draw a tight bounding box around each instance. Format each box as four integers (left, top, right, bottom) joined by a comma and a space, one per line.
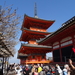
34, 3, 38, 18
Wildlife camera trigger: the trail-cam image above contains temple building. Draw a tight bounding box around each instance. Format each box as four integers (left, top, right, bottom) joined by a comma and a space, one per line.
38, 16, 75, 64
18, 14, 55, 64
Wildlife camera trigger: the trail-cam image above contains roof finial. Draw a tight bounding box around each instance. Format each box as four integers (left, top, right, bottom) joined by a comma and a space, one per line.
34, 3, 38, 18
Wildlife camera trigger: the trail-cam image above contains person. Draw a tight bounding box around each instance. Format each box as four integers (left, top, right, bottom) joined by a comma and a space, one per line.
23, 65, 31, 75
31, 65, 36, 73
39, 68, 46, 75
63, 64, 70, 75
69, 59, 75, 69
7, 64, 16, 75
38, 64, 42, 73
69, 59, 75, 75
15, 64, 22, 75
32, 68, 39, 75
46, 69, 51, 75
56, 64, 62, 75
50, 65, 56, 75
7, 65, 12, 73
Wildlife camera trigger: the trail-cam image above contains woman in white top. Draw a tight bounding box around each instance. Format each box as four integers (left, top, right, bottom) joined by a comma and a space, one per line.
56, 64, 63, 75
15, 65, 22, 75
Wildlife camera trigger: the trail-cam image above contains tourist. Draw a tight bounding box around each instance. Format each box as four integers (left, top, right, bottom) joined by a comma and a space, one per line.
50, 65, 56, 75
7, 65, 12, 73
22, 66, 25, 75
7, 64, 16, 75
32, 68, 39, 75
38, 64, 42, 73
15, 64, 22, 75
23, 65, 31, 75
46, 69, 51, 75
31, 65, 36, 73
56, 64, 62, 75
43, 64, 49, 70
63, 64, 70, 75
69, 59, 75, 75
39, 68, 46, 75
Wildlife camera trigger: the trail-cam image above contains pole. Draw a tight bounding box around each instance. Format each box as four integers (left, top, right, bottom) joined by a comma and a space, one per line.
64, 56, 66, 64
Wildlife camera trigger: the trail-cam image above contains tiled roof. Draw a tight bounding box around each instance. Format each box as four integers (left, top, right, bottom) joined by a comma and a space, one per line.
38, 16, 75, 43
22, 43, 52, 48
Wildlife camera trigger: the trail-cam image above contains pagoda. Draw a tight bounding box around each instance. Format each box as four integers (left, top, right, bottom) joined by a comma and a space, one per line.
18, 4, 55, 64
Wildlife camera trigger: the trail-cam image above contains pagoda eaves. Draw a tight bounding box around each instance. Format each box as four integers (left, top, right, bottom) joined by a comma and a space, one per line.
22, 14, 55, 29
18, 43, 52, 54
20, 28, 51, 42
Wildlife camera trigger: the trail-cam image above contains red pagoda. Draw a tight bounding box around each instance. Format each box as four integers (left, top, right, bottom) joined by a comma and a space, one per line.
18, 14, 55, 64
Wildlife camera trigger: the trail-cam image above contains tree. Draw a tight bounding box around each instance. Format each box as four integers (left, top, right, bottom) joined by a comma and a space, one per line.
0, 5, 21, 55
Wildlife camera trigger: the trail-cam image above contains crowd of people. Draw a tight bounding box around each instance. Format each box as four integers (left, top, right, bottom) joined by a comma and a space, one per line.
7, 59, 75, 75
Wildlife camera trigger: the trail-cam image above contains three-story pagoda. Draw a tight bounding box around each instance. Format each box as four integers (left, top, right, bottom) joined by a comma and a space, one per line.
18, 14, 55, 64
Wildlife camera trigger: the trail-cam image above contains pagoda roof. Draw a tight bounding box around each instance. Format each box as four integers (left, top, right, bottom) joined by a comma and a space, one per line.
38, 16, 75, 44
22, 43, 52, 48
20, 28, 50, 41
22, 14, 55, 29
18, 43, 52, 54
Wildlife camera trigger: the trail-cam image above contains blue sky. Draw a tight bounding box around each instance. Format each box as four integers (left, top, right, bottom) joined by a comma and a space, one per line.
0, 0, 75, 63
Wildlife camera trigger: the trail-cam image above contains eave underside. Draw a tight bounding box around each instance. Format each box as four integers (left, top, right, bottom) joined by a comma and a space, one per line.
19, 48, 51, 54
18, 44, 52, 54
23, 28, 50, 35
17, 53, 28, 59
20, 30, 47, 41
